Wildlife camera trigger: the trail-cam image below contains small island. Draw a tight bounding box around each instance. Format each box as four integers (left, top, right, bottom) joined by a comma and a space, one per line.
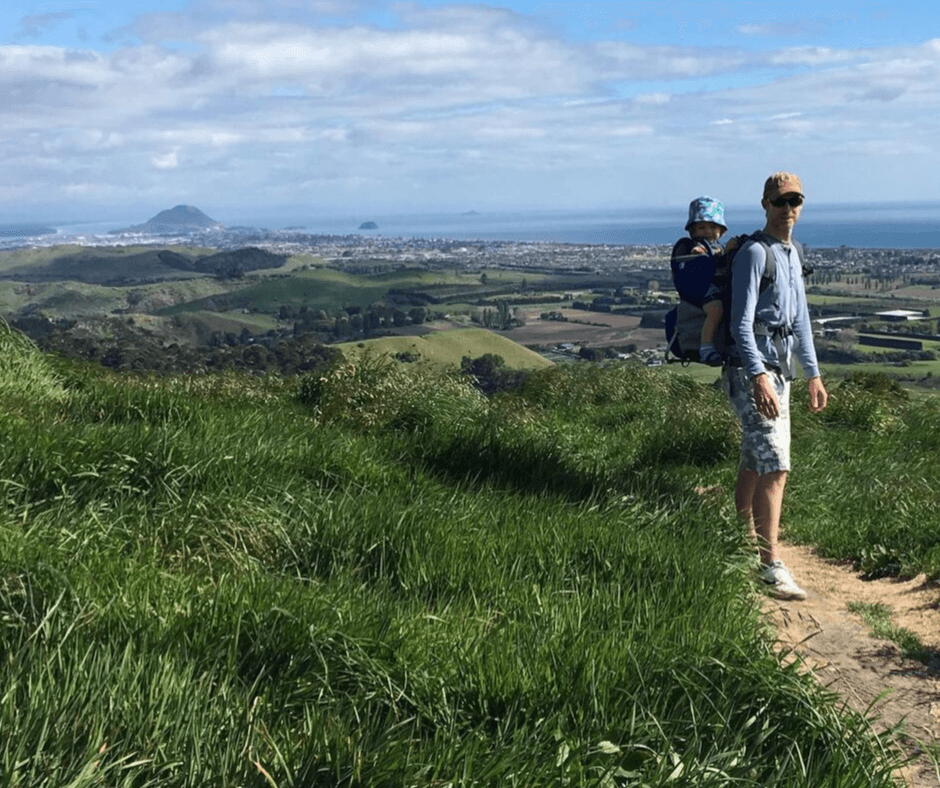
359, 221, 378, 230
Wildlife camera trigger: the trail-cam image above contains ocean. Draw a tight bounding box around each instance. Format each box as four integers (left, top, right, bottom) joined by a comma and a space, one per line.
305, 203, 940, 249
11, 201, 940, 250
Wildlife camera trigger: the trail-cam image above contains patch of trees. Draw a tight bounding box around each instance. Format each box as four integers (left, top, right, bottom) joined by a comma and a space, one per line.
157, 247, 288, 278
477, 294, 565, 307
282, 303, 429, 340
540, 311, 614, 328
815, 341, 936, 366
13, 315, 342, 376
572, 299, 633, 313
460, 354, 529, 395
577, 345, 636, 362
386, 288, 441, 306
471, 301, 523, 330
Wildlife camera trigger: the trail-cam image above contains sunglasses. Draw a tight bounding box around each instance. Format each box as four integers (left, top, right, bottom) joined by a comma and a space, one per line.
768, 195, 804, 208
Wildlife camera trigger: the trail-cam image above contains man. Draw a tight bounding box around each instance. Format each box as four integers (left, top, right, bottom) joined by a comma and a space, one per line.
724, 172, 828, 600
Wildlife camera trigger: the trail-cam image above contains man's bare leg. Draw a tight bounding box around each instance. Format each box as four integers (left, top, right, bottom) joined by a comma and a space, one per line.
736, 467, 788, 566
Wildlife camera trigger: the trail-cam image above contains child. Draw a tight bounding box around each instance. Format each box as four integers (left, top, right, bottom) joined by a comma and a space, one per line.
670, 196, 736, 366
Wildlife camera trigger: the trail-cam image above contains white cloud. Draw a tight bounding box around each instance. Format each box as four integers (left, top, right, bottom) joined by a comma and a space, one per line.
737, 20, 826, 38
2, 8, 940, 216
634, 93, 670, 105
151, 149, 180, 169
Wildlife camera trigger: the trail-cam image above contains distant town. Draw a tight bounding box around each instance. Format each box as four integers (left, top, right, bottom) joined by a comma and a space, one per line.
5, 219, 940, 285
5, 212, 940, 382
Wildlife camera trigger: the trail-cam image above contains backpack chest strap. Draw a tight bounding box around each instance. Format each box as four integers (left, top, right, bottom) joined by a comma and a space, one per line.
753, 324, 794, 378
753, 324, 794, 339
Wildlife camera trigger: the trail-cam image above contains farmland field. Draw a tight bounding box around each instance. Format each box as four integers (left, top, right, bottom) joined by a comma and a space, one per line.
494, 308, 646, 348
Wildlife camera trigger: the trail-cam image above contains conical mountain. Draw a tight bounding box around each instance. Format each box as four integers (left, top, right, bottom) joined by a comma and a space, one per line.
112, 205, 223, 234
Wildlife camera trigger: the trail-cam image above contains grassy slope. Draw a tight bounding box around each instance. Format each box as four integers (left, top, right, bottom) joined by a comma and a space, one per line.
0, 244, 217, 284
161, 267, 488, 316
0, 277, 240, 319
0, 323, 916, 787
0, 244, 218, 271
336, 327, 554, 370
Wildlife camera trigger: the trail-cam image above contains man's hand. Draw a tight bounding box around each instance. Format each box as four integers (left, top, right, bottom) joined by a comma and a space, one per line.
752, 373, 780, 419
808, 376, 828, 413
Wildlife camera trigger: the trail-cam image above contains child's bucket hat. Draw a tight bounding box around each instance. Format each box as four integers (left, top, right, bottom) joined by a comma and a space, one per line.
685, 196, 727, 232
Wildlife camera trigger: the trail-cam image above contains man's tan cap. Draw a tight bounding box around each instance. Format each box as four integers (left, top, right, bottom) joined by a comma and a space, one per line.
763, 172, 804, 199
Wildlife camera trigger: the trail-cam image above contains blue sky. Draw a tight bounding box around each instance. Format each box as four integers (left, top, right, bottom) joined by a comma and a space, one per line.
2, 0, 939, 223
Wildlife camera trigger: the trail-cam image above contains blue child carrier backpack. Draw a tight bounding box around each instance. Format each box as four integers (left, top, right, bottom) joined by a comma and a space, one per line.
663, 232, 811, 365
664, 236, 729, 364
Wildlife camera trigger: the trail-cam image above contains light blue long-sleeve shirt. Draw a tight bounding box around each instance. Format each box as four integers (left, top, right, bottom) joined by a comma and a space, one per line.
729, 235, 820, 380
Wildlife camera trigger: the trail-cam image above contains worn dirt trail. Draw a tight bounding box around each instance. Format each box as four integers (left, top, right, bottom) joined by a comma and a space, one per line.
767, 543, 940, 787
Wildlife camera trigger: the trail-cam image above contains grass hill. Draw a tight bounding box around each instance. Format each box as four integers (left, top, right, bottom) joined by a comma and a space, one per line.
159, 265, 485, 316
0, 244, 210, 285
336, 327, 554, 369
2, 319, 935, 786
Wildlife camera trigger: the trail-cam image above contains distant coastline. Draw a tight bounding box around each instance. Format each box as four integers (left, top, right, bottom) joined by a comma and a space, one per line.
222, 202, 940, 250
8, 201, 940, 250
0, 224, 57, 239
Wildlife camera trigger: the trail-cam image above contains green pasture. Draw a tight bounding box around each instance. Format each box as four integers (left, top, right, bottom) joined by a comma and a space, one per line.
0, 244, 216, 285
0, 276, 239, 321
0, 280, 129, 316
806, 293, 870, 307
665, 356, 940, 396
161, 266, 478, 316
336, 327, 554, 370
822, 360, 940, 381
170, 309, 281, 336
0, 244, 204, 273
660, 360, 722, 385
0, 244, 173, 272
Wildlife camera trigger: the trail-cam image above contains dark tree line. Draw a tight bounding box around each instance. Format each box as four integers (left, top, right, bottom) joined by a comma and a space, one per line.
13, 316, 342, 376
286, 304, 429, 339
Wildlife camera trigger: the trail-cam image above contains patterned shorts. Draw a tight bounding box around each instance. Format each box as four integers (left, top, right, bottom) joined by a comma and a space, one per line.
722, 366, 791, 474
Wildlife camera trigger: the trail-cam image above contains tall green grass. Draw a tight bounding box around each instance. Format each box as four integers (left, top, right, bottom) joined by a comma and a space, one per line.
788, 373, 940, 579
0, 333, 912, 786
0, 319, 68, 408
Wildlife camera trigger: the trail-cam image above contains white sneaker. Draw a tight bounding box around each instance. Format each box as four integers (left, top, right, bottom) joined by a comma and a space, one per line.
759, 560, 807, 600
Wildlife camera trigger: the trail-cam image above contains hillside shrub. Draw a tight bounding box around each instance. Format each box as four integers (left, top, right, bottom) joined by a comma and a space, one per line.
299, 350, 487, 432
0, 318, 67, 406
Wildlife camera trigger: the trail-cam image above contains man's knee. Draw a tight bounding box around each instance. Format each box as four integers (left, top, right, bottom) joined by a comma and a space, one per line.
760, 469, 788, 485
754, 470, 788, 500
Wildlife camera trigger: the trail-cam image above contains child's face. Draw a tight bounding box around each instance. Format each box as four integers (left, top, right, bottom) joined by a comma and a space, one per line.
690, 222, 724, 242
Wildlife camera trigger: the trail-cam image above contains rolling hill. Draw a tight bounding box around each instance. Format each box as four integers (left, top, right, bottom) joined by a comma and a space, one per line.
336, 327, 555, 369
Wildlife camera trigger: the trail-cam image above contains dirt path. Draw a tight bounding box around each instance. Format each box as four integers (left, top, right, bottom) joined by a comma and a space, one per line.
766, 543, 940, 787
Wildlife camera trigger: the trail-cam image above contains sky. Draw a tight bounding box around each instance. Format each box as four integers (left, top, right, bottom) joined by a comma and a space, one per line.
2, 0, 940, 224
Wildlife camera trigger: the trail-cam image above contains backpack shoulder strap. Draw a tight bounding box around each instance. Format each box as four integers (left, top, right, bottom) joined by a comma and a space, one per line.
756, 236, 776, 292
750, 231, 813, 280
739, 233, 814, 322
671, 236, 713, 262
671, 237, 693, 262
791, 239, 814, 276
734, 231, 776, 293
